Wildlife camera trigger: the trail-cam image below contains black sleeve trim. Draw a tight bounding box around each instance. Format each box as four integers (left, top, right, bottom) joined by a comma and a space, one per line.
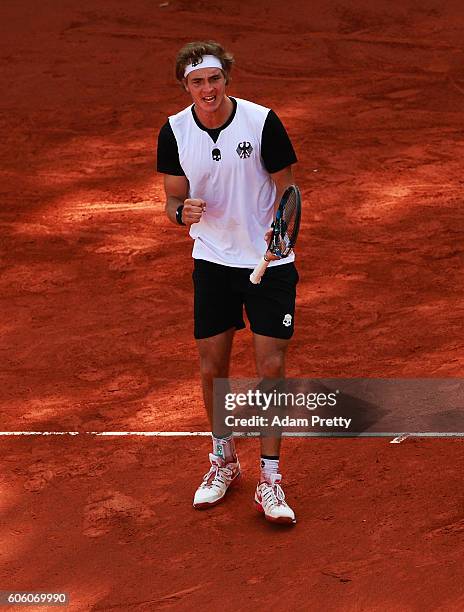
156, 121, 185, 176
261, 110, 297, 174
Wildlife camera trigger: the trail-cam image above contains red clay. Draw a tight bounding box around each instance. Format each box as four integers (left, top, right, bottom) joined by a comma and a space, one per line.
1, 1, 464, 610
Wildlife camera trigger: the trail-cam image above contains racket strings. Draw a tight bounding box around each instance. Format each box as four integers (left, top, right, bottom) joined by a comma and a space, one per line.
282, 192, 299, 241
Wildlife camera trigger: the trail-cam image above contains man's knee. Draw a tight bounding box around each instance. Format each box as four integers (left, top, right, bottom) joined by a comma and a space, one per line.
257, 352, 286, 378
199, 356, 229, 381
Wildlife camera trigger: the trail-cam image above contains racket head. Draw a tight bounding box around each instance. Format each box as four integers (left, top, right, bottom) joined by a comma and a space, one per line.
268, 184, 301, 258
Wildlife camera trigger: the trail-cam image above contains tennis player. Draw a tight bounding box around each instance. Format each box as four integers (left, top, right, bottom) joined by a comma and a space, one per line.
157, 41, 299, 524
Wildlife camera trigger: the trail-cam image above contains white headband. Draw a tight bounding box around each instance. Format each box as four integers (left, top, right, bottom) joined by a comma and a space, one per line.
184, 55, 223, 78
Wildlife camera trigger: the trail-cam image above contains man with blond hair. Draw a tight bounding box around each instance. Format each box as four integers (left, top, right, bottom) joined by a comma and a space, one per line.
157, 41, 299, 524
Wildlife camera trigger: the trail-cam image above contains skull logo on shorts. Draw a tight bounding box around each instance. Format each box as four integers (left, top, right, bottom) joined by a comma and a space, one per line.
283, 314, 292, 327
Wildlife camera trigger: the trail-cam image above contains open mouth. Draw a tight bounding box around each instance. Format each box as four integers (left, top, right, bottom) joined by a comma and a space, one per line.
203, 95, 216, 103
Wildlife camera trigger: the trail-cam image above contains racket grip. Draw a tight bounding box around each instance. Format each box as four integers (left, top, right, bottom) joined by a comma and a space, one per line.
249, 257, 270, 284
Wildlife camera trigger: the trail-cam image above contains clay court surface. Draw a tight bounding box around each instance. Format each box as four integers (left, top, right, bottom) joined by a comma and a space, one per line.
1, 0, 464, 609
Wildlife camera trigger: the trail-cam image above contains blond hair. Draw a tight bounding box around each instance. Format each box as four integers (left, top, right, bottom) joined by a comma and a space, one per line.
175, 40, 234, 84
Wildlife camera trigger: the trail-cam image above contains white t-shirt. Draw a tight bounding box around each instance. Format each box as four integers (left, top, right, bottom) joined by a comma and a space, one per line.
164, 98, 296, 268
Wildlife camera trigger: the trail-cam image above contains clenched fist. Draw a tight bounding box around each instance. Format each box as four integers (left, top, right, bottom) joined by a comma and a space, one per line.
182, 198, 206, 225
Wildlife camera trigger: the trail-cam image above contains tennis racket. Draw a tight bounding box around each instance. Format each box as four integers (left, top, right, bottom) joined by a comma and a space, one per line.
249, 184, 301, 284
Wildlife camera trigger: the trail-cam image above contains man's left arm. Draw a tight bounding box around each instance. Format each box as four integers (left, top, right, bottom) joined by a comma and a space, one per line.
271, 165, 294, 214
262, 165, 295, 250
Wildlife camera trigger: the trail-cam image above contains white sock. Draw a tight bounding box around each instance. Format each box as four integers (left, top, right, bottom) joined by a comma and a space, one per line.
212, 434, 237, 463
260, 456, 279, 481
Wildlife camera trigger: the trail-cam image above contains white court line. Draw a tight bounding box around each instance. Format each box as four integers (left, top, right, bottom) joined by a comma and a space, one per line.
0, 431, 211, 437
0, 431, 464, 438
94, 431, 211, 436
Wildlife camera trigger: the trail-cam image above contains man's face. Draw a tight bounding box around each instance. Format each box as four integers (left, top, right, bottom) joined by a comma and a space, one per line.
184, 67, 227, 114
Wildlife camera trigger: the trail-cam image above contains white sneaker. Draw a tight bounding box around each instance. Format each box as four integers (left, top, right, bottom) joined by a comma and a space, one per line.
254, 473, 296, 524
193, 453, 241, 509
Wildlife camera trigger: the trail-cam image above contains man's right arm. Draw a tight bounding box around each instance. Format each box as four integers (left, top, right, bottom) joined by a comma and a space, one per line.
164, 174, 188, 225
158, 121, 205, 226
164, 174, 205, 226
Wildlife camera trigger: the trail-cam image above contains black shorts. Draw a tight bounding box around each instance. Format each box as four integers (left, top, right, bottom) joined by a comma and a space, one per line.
192, 259, 299, 340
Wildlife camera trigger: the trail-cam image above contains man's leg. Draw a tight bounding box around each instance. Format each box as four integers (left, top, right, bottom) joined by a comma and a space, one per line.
193, 328, 241, 509
193, 259, 244, 441
196, 328, 235, 433
243, 262, 298, 461
253, 333, 296, 524
253, 333, 289, 457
